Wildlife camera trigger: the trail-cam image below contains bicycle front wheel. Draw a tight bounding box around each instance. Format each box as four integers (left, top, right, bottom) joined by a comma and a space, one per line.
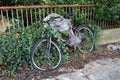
77, 25, 94, 53
30, 38, 62, 72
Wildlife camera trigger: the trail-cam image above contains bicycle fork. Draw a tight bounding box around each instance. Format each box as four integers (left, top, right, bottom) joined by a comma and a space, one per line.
46, 37, 52, 56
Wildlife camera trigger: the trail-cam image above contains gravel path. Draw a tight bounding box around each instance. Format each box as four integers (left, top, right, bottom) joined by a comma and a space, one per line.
42, 58, 120, 80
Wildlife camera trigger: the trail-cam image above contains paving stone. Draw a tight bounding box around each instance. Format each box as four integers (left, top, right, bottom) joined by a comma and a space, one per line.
42, 58, 120, 80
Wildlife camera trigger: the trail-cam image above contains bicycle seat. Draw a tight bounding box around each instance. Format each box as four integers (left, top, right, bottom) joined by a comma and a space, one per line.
67, 12, 77, 17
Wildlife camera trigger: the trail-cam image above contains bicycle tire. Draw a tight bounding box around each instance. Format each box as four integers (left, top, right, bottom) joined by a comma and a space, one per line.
77, 25, 94, 53
30, 38, 62, 72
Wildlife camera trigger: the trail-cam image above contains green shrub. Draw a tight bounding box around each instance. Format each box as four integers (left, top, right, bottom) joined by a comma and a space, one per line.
94, 0, 120, 23
0, 22, 67, 76
0, 19, 100, 76
0, 22, 42, 75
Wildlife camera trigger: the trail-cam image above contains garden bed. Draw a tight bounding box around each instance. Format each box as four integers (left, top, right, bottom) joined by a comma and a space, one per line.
0, 41, 120, 80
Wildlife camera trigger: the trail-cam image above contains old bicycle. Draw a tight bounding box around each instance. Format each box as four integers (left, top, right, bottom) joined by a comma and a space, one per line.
30, 13, 95, 72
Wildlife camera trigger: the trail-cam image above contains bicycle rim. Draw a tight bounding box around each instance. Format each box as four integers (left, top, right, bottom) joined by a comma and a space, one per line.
78, 26, 94, 53
30, 38, 62, 72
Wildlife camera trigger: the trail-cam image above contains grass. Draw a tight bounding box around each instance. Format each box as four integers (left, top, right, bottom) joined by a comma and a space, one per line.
99, 28, 120, 44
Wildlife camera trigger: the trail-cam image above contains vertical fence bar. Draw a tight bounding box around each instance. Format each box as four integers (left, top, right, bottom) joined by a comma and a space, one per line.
26, 8, 28, 27
30, 9, 33, 25
16, 9, 20, 28
39, 8, 41, 21
20, 9, 24, 27
1, 10, 4, 27
50, 7, 53, 13
111, 21, 113, 27
35, 8, 37, 22
46, 8, 49, 16
92, 6, 94, 22
54, 7, 56, 13
42, 8, 45, 19
89, 6, 91, 21
107, 21, 109, 28
0, 9, 5, 34
87, 6, 90, 21
11, 9, 15, 30
82, 6, 84, 22
75, 6, 77, 19
82, 7, 84, 22
78, 6, 80, 18
90, 6, 92, 21
68, 7, 71, 19
105, 21, 107, 28
85, 6, 87, 23
65, 7, 67, 18
5, 10, 10, 32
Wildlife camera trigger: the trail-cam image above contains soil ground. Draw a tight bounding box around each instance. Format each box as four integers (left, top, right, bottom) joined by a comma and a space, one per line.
0, 42, 120, 80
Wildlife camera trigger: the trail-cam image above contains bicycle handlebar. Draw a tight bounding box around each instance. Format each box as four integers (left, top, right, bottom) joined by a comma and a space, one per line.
42, 16, 60, 23
41, 12, 77, 23
66, 12, 77, 17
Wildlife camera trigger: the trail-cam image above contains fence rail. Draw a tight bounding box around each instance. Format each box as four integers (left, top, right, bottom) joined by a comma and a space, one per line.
0, 4, 119, 32
0, 4, 96, 9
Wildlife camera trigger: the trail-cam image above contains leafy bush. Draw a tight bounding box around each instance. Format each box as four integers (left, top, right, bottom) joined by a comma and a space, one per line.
0, 22, 41, 75
94, 0, 120, 23
0, 31, 32, 75
0, 22, 67, 76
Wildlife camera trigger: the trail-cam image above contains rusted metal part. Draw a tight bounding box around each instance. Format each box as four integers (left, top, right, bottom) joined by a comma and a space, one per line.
0, 4, 96, 10
0, 4, 119, 29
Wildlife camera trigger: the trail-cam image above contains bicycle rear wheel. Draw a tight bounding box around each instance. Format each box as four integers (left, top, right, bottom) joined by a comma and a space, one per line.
30, 38, 62, 72
77, 25, 94, 53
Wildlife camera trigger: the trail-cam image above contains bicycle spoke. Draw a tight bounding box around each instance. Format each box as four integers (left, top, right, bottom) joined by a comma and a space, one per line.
78, 26, 94, 53
31, 38, 62, 71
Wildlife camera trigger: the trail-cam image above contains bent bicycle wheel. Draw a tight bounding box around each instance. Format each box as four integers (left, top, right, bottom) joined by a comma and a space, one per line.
77, 25, 94, 53
30, 38, 62, 72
